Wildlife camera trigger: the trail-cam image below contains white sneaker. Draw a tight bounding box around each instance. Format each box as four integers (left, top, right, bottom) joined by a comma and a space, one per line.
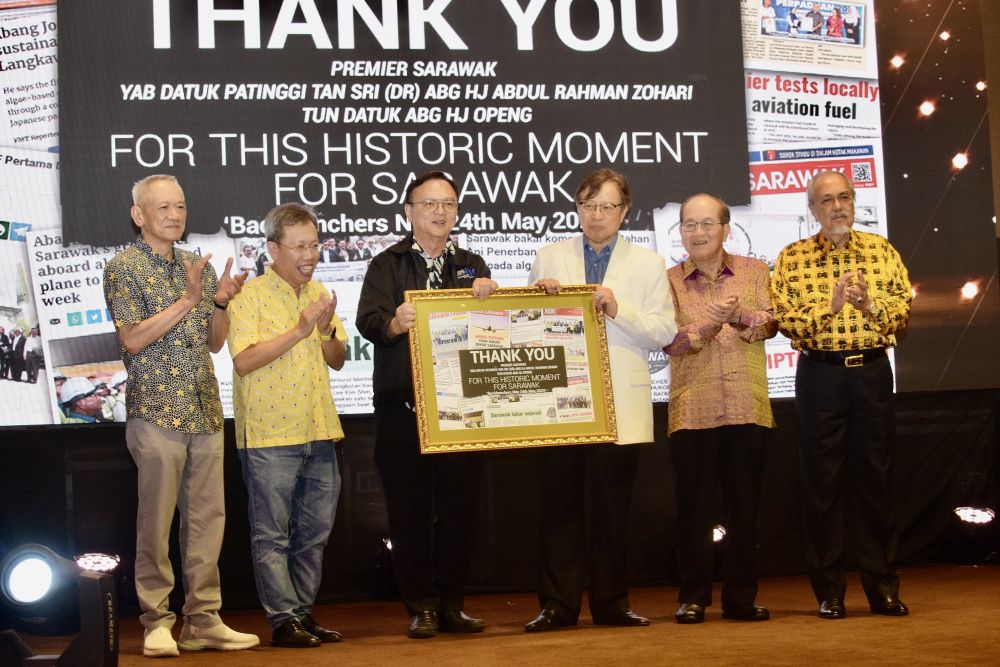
178, 622, 260, 651
142, 626, 179, 658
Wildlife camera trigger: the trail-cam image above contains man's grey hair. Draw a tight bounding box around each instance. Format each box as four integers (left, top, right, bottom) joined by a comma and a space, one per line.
264, 203, 319, 243
806, 170, 856, 205
132, 174, 181, 206
679, 193, 731, 225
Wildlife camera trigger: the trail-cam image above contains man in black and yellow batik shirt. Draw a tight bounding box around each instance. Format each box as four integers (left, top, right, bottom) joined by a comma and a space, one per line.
772, 170, 911, 623
104, 174, 257, 658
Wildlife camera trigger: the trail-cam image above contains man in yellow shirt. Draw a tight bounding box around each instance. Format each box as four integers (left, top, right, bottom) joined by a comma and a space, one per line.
772, 171, 911, 621
228, 203, 348, 648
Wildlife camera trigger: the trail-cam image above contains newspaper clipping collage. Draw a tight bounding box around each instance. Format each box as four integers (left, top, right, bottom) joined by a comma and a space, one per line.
0, 0, 886, 427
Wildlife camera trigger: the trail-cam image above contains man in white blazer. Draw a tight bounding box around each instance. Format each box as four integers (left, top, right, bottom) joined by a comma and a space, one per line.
524, 168, 676, 632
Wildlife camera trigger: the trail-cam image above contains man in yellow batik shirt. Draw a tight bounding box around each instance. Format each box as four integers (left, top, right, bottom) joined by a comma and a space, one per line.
772, 170, 911, 622
228, 203, 348, 649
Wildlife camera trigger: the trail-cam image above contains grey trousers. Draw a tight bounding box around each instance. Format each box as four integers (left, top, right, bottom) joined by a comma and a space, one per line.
126, 418, 225, 630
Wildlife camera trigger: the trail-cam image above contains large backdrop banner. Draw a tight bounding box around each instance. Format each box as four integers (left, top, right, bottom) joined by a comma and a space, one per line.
4, 0, 902, 425
57, 0, 750, 246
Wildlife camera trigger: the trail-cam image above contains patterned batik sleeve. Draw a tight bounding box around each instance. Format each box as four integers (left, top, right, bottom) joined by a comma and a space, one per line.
735, 260, 779, 343
103, 257, 144, 328
771, 246, 834, 341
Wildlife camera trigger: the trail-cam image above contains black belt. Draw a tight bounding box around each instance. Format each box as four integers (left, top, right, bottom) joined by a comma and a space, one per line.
800, 348, 886, 367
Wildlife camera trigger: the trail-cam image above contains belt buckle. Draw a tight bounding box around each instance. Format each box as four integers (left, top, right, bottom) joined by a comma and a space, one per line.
844, 353, 864, 368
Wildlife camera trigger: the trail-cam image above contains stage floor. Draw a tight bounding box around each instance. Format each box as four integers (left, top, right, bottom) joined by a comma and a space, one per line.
17, 564, 1000, 665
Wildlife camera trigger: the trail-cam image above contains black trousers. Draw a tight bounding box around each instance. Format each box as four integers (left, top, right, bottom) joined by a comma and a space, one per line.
25, 351, 40, 383
9, 356, 23, 381
795, 354, 899, 604
671, 424, 766, 609
536, 442, 640, 621
373, 401, 481, 615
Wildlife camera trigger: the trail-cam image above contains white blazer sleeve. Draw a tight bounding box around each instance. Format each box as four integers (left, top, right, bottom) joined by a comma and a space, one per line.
608, 250, 676, 350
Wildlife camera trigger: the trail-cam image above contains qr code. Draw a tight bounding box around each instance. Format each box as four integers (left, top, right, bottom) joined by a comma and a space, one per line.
850, 162, 873, 184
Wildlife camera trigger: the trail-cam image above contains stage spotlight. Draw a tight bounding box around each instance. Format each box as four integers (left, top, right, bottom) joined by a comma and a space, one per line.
943, 507, 998, 565
954, 506, 995, 525
960, 281, 979, 300
75, 553, 120, 574
1, 545, 81, 635
0, 545, 119, 666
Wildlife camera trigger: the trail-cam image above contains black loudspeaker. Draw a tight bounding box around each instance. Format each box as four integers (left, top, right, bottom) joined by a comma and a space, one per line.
23, 571, 118, 667
0, 631, 33, 667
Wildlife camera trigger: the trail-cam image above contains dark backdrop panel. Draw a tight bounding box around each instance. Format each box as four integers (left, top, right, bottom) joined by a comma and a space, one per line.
1, 390, 996, 614
57, 0, 750, 247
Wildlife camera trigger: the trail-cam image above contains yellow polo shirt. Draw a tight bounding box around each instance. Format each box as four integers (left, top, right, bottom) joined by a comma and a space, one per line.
228, 268, 346, 449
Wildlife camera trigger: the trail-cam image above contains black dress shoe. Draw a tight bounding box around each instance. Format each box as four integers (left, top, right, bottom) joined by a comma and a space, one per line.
408, 611, 439, 639
819, 599, 846, 619
721, 605, 770, 621
675, 603, 705, 624
870, 596, 909, 616
438, 610, 485, 633
593, 608, 650, 627
524, 608, 575, 632
301, 614, 343, 643
271, 618, 322, 648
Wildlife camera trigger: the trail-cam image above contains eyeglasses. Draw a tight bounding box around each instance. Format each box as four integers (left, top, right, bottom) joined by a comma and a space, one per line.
409, 198, 459, 212
275, 242, 322, 254
679, 219, 724, 232
814, 193, 854, 208
578, 202, 623, 214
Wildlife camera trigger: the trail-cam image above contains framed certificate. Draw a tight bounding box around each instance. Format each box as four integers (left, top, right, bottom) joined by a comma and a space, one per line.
406, 285, 617, 453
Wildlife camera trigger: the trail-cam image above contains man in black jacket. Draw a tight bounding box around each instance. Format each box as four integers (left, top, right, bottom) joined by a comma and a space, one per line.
356, 171, 497, 639
0, 327, 11, 379
9, 329, 26, 382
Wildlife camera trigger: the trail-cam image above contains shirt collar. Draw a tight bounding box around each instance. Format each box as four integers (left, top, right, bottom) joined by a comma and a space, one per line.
136, 235, 179, 266
583, 234, 618, 259
261, 265, 305, 297
681, 251, 735, 281
813, 229, 858, 254
412, 237, 456, 261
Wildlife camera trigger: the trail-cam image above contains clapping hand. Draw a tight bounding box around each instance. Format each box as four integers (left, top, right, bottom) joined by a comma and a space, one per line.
182, 253, 213, 308
705, 295, 739, 325
297, 293, 334, 339
215, 257, 249, 307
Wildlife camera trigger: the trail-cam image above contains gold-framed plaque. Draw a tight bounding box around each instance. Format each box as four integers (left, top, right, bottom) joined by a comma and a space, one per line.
406, 285, 617, 454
